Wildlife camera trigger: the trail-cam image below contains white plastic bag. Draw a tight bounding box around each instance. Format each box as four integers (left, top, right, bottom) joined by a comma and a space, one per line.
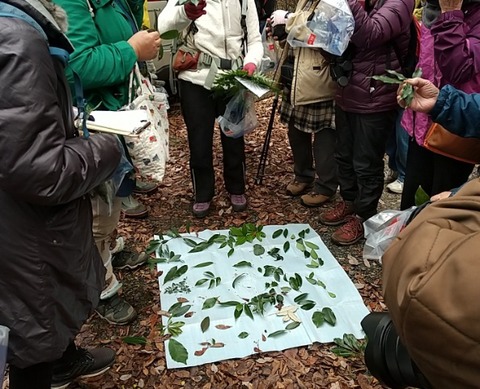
217, 89, 258, 138
260, 27, 278, 73
287, 0, 355, 56
124, 65, 170, 183
363, 207, 416, 262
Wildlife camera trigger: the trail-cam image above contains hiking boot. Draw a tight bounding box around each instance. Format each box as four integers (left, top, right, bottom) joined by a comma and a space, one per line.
230, 194, 247, 212
386, 179, 404, 194
112, 250, 148, 270
286, 180, 312, 196
51, 347, 116, 389
95, 294, 137, 325
121, 195, 148, 218
319, 200, 354, 226
133, 180, 158, 195
300, 192, 332, 207
193, 201, 211, 218
331, 215, 364, 246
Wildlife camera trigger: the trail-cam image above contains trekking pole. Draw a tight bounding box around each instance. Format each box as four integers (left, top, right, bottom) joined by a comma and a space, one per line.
255, 92, 279, 185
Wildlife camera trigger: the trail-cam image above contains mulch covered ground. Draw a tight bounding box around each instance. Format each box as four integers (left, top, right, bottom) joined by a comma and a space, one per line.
70, 96, 401, 389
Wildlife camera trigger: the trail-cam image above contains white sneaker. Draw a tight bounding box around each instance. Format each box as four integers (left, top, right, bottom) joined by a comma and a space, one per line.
386, 179, 404, 194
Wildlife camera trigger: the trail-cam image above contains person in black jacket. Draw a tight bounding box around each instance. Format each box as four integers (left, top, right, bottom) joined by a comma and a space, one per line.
0, 1, 122, 388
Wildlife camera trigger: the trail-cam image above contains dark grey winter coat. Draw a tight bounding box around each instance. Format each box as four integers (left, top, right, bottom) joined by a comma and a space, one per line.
336, 0, 415, 113
0, 0, 121, 368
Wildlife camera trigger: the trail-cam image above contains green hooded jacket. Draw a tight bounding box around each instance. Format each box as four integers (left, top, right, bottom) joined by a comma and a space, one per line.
54, 0, 144, 111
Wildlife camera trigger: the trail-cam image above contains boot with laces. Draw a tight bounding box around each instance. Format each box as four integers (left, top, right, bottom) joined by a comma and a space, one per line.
319, 200, 354, 226
51, 347, 116, 389
286, 180, 312, 196
95, 294, 137, 325
331, 215, 365, 246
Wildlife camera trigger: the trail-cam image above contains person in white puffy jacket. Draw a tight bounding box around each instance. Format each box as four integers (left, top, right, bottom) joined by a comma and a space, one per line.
158, 0, 263, 218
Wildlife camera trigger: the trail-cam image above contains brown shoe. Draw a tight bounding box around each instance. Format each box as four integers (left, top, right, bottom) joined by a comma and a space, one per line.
300, 192, 331, 207
319, 200, 354, 226
286, 181, 312, 196
331, 215, 364, 246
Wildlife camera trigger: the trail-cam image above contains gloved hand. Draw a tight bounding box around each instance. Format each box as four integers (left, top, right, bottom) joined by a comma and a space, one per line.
270, 10, 291, 27
243, 63, 256, 76
184, 0, 207, 21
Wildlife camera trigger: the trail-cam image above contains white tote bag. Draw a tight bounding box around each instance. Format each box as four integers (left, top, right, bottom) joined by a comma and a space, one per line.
123, 64, 170, 183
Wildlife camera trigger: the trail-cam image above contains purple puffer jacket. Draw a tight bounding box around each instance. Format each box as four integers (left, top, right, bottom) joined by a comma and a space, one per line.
336, 0, 415, 113
402, 3, 480, 146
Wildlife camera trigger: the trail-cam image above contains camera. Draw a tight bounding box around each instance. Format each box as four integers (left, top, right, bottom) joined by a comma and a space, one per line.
361, 312, 432, 389
330, 58, 352, 87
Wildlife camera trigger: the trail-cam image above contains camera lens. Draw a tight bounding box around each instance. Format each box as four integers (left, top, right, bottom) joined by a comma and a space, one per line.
361, 312, 431, 389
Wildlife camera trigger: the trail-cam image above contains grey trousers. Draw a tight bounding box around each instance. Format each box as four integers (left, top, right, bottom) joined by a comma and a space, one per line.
287, 119, 338, 197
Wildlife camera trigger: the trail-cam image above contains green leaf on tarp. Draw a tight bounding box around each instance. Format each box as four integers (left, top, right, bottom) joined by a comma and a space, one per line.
123, 336, 147, 345
238, 331, 249, 339
233, 260, 252, 268
312, 311, 325, 328
244, 303, 254, 319
268, 330, 287, 338
272, 229, 283, 239
218, 300, 240, 307
294, 293, 309, 304
285, 321, 300, 330
283, 241, 290, 253
202, 297, 218, 310
322, 307, 337, 326
232, 273, 246, 288
168, 338, 188, 365
253, 244, 265, 256
415, 185, 430, 206
201, 316, 210, 333
234, 304, 243, 319
193, 261, 214, 268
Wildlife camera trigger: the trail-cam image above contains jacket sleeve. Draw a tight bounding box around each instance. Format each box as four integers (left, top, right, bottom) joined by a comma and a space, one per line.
0, 25, 121, 206
347, 0, 414, 49
431, 9, 480, 85
55, 0, 138, 91
244, 0, 263, 67
430, 84, 480, 138
157, 0, 192, 35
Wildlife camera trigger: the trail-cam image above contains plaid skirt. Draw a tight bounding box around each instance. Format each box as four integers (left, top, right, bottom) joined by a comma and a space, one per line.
279, 92, 335, 134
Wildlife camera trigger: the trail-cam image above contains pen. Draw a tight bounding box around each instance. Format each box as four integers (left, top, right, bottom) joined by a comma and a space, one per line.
134, 121, 151, 135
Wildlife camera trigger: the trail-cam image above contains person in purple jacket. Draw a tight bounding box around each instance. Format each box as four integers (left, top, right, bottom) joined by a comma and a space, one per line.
319, 0, 415, 245
399, 0, 480, 210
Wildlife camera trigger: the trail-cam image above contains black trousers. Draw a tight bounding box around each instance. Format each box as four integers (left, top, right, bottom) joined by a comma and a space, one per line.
335, 106, 396, 220
287, 119, 338, 197
9, 362, 53, 389
400, 138, 474, 210
179, 80, 246, 202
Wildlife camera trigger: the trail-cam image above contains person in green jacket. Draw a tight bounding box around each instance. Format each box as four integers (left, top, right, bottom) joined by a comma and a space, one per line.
53, 0, 161, 326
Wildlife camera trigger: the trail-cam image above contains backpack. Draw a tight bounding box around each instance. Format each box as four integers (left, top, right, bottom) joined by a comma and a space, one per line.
382, 178, 480, 388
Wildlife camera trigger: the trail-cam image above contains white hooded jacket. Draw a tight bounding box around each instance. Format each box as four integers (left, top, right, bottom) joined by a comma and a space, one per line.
158, 0, 263, 88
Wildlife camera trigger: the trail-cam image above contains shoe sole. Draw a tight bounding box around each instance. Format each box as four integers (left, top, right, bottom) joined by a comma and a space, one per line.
331, 235, 364, 246
286, 185, 313, 197
122, 210, 148, 219
95, 311, 137, 326
386, 188, 403, 194
319, 217, 349, 226
51, 365, 114, 389
193, 210, 209, 218
300, 199, 331, 208
232, 204, 247, 212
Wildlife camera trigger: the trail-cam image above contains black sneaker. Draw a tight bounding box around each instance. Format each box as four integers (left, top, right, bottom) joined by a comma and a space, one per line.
95, 294, 137, 325
51, 347, 116, 389
112, 250, 148, 270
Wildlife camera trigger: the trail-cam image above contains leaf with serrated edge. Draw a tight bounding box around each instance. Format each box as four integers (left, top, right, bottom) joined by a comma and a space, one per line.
168, 338, 188, 364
